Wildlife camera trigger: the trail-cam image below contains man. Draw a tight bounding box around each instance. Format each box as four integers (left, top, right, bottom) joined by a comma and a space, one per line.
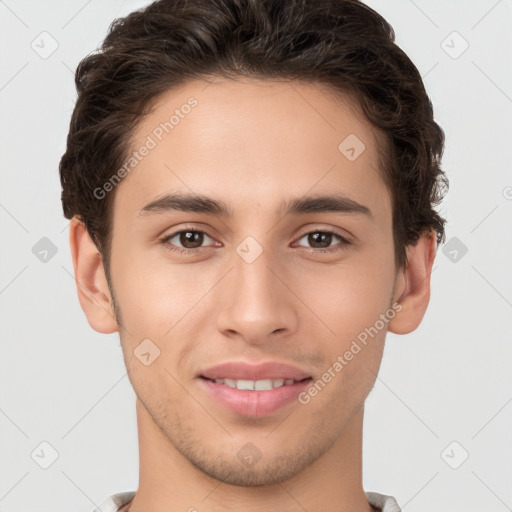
59, 0, 447, 510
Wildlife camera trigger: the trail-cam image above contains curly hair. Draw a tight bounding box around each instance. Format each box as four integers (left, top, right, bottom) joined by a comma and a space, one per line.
59, 0, 448, 275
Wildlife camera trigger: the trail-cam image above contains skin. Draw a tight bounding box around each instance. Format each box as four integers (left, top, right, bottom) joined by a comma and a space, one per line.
69, 77, 437, 512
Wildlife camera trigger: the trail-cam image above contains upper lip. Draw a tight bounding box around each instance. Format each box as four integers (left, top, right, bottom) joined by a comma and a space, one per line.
200, 361, 311, 381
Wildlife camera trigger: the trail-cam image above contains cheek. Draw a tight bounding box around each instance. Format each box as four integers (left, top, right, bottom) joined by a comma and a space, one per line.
295, 255, 395, 339
112, 257, 206, 396
300, 264, 392, 407
111, 249, 213, 335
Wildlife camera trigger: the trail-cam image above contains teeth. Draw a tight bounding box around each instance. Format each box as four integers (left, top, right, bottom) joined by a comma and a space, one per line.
212, 378, 298, 390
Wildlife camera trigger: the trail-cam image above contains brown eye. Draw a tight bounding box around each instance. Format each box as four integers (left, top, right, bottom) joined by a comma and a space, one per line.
177, 230, 204, 249
295, 230, 350, 253
306, 231, 334, 249
161, 229, 214, 253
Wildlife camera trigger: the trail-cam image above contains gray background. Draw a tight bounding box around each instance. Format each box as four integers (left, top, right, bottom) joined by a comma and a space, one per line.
1, 0, 511, 510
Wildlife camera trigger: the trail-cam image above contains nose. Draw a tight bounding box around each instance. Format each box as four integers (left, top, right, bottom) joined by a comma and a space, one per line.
215, 243, 298, 345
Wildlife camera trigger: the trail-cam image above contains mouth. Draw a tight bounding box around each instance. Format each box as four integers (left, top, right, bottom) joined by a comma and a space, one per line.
198, 375, 314, 418
200, 376, 312, 390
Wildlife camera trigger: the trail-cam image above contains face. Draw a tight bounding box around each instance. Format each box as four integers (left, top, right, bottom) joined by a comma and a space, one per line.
107, 77, 399, 485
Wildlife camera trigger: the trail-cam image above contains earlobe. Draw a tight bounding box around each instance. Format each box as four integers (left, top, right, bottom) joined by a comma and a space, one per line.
69, 216, 118, 334
388, 230, 437, 335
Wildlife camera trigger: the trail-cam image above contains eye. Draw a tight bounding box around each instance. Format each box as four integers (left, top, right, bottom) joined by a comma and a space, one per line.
294, 229, 351, 253
160, 228, 216, 254
160, 227, 351, 255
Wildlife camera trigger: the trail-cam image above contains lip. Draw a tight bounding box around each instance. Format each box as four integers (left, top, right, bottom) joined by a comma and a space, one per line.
198, 361, 313, 418
199, 361, 311, 381
199, 377, 313, 418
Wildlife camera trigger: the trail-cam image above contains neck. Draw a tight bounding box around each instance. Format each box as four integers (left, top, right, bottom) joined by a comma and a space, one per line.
126, 399, 375, 512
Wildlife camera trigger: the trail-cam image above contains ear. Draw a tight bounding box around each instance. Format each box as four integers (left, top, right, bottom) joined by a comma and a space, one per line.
68, 216, 118, 334
388, 229, 437, 335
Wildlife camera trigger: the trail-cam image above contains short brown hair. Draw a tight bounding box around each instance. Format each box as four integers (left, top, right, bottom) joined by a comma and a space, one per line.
59, 0, 448, 275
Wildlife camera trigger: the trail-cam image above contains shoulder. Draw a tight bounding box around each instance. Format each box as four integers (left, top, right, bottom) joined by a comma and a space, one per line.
92, 491, 136, 512
365, 491, 402, 512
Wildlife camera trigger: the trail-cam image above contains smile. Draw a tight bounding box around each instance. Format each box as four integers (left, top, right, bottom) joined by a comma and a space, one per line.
199, 376, 313, 417
203, 377, 308, 390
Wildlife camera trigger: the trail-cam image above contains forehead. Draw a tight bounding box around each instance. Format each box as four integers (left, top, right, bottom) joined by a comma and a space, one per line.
116, 77, 391, 221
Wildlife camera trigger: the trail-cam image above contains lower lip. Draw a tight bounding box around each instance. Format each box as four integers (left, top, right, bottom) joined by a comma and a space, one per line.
199, 377, 312, 418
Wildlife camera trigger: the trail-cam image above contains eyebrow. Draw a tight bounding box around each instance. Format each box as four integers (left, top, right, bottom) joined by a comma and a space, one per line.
139, 192, 372, 218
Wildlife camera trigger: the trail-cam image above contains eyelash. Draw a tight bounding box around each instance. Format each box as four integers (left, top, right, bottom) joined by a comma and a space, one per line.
159, 227, 351, 255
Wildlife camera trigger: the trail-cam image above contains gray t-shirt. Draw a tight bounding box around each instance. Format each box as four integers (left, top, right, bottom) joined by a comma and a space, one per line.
93, 490, 402, 511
